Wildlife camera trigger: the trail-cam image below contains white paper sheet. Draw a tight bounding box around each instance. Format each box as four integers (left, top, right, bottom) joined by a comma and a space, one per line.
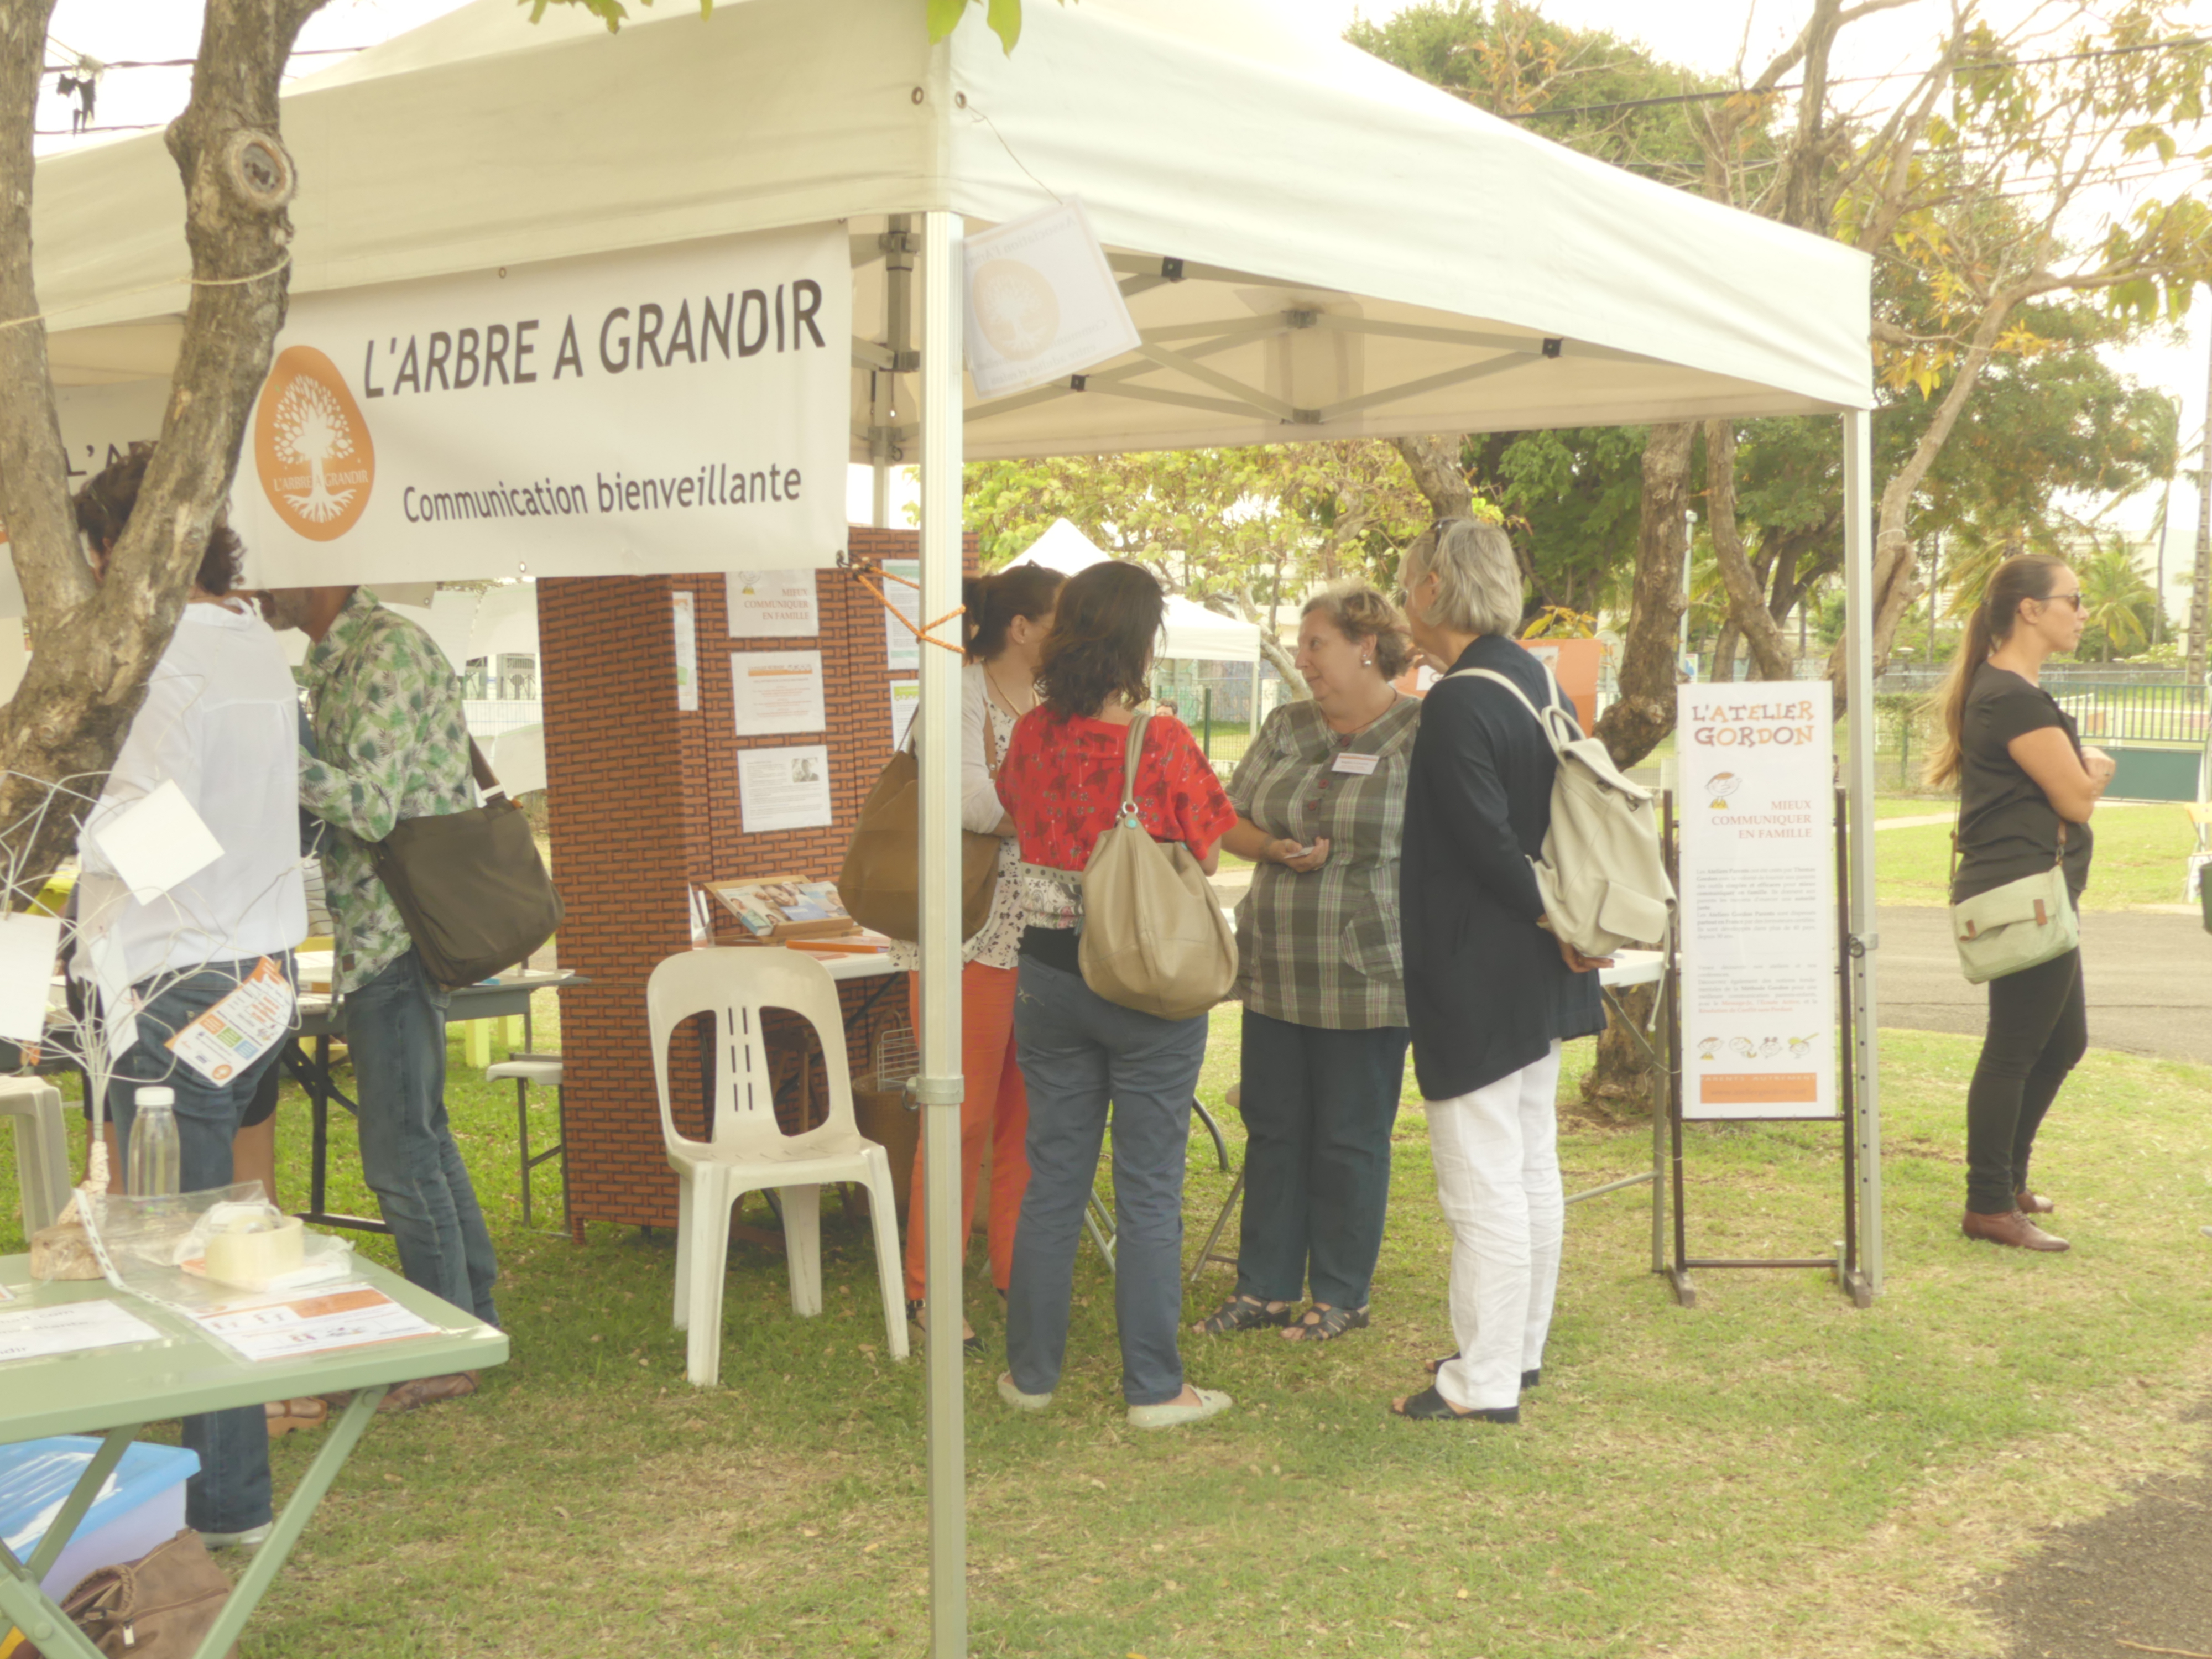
671, 591, 700, 713
889, 680, 920, 750
0, 1299, 165, 1365
963, 197, 1142, 398
88, 779, 225, 900
730, 650, 826, 738
185, 1284, 441, 1363
0, 911, 60, 1044
738, 745, 832, 834
165, 956, 293, 1085
726, 569, 820, 638
881, 558, 922, 672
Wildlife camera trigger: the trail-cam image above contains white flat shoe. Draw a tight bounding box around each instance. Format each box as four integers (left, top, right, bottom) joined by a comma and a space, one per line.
997, 1373, 1053, 1412
1127, 1387, 1232, 1430
199, 1522, 273, 1551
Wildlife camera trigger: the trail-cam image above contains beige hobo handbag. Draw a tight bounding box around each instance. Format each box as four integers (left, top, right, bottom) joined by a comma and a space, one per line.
1078, 709, 1239, 1022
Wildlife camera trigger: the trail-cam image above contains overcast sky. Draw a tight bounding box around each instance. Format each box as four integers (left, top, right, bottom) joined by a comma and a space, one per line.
35, 0, 2212, 609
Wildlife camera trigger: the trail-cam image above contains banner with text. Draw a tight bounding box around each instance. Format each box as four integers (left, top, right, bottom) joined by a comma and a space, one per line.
0, 381, 168, 615
1677, 682, 1836, 1121
235, 224, 850, 586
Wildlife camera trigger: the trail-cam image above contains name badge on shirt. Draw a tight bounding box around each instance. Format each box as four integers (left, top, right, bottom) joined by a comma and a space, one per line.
1331, 751, 1379, 776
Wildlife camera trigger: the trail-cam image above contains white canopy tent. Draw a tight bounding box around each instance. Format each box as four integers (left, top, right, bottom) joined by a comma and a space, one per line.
28, 4, 1882, 1652
1005, 520, 1261, 664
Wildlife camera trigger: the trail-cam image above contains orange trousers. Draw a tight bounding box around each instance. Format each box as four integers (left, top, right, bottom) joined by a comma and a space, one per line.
902, 960, 1030, 1304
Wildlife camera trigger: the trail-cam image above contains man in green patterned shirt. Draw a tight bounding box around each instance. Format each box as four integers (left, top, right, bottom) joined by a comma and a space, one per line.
264, 586, 499, 1392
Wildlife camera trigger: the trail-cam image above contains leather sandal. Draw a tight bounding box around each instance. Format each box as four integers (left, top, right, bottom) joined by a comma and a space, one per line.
377, 1371, 481, 1415
1194, 1295, 1291, 1334
1391, 1385, 1517, 1424
264, 1397, 328, 1437
1281, 1304, 1369, 1343
908, 1298, 982, 1355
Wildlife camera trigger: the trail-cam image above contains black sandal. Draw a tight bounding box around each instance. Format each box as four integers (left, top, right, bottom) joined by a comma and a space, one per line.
1194, 1295, 1291, 1334
907, 1298, 983, 1356
1282, 1305, 1370, 1343
1391, 1385, 1517, 1424
1425, 1353, 1541, 1390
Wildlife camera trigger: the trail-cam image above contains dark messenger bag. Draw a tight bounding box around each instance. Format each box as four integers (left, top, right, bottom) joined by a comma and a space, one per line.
370, 743, 564, 989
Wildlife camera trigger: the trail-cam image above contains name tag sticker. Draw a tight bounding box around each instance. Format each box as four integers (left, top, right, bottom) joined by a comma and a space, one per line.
1331, 752, 1379, 776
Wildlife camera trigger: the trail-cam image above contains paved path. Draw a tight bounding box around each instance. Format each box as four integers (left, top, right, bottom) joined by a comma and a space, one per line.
1873, 904, 2212, 1065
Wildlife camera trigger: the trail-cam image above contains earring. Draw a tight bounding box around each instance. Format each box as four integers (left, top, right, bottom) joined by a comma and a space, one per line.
1362, 658, 1371, 666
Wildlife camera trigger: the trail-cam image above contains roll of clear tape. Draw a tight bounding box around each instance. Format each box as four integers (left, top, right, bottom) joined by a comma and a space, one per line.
204, 1213, 305, 1285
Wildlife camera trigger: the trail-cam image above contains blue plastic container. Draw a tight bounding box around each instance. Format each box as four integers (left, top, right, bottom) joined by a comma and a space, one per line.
0, 1437, 201, 1596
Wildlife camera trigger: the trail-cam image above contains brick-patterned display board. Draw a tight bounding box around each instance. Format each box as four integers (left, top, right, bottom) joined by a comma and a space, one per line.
539, 529, 971, 1234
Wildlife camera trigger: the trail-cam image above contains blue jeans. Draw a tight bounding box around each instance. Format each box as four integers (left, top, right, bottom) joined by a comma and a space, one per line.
109, 957, 293, 1536
346, 948, 498, 1325
1235, 1012, 1408, 1310
1006, 957, 1208, 1406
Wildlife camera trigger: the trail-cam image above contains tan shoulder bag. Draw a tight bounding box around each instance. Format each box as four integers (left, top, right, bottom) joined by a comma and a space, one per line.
1078, 710, 1238, 1021
838, 697, 1002, 943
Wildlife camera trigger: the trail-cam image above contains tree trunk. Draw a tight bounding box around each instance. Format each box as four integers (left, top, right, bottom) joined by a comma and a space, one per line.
1826, 290, 2023, 716
1591, 421, 1694, 768
1710, 622, 1739, 685
1579, 982, 1658, 1115
1391, 434, 1473, 519
0, 0, 326, 893
1704, 418, 1796, 680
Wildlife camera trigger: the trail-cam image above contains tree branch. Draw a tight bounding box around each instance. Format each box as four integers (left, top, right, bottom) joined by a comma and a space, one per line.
1703, 419, 1796, 680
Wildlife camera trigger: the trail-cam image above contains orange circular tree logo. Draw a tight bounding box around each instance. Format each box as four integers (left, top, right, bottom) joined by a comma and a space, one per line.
254, 346, 374, 540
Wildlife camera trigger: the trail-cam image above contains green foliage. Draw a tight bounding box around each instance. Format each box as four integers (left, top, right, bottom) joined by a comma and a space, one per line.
962, 442, 1449, 614
2074, 538, 2163, 661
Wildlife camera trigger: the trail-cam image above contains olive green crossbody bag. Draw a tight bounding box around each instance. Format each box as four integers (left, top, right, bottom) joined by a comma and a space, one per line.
1948, 820, 2076, 985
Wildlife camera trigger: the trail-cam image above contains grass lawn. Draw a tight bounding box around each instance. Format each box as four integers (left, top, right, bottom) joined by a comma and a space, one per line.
7, 1003, 2212, 1658
1871, 800, 2199, 909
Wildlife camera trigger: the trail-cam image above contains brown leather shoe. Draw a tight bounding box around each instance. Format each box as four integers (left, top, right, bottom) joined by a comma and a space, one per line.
2016, 1190, 2056, 1214
1962, 1208, 2069, 1251
376, 1370, 481, 1415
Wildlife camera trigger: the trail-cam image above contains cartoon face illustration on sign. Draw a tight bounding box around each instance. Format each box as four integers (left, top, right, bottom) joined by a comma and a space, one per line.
1788, 1034, 1816, 1057
1706, 771, 1743, 811
1696, 1037, 1721, 1060
971, 259, 1060, 362
1729, 1036, 1755, 1057
254, 346, 375, 541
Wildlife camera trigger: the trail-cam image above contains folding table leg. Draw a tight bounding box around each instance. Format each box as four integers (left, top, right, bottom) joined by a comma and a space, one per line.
190, 1383, 390, 1659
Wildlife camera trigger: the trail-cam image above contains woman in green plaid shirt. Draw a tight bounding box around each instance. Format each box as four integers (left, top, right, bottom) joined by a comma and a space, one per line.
1196, 584, 1417, 1346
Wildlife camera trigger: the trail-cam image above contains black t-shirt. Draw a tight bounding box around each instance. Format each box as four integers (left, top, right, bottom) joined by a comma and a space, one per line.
1952, 664, 2092, 902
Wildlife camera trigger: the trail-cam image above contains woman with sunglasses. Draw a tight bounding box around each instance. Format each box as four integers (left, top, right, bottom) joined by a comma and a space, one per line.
1925, 553, 2114, 1252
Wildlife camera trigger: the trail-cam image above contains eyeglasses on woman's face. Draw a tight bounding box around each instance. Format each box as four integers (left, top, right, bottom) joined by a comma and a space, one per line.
2040, 589, 2085, 613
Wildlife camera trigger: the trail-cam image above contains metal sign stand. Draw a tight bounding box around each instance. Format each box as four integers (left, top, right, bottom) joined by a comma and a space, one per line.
1662, 786, 1871, 1309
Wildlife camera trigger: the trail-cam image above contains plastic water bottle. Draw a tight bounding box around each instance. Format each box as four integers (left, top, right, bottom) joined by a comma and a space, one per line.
128, 1086, 181, 1198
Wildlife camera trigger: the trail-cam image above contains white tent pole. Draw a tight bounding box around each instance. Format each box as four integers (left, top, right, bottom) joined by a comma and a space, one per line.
1840, 409, 1883, 1296
916, 206, 970, 1658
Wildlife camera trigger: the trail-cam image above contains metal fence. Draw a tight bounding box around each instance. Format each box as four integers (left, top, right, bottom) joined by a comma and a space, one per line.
1151, 659, 1286, 773
1875, 666, 2210, 745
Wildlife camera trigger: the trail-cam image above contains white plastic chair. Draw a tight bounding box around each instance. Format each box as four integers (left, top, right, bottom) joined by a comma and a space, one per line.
0, 1077, 70, 1237
647, 948, 909, 1386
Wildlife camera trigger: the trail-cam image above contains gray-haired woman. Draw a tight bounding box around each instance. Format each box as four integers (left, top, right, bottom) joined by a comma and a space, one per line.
1391, 519, 1607, 1424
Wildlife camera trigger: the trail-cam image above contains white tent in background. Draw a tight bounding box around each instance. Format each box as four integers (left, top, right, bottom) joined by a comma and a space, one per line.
27, 3, 1881, 1652
1006, 520, 1261, 663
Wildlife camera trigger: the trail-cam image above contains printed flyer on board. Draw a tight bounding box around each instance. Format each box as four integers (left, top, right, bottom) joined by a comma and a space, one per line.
1676, 682, 1836, 1121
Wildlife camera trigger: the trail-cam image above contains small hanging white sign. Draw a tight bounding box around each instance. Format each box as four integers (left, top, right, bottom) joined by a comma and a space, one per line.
963, 198, 1142, 399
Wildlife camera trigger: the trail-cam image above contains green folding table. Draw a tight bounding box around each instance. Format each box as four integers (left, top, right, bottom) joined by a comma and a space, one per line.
0, 1254, 507, 1659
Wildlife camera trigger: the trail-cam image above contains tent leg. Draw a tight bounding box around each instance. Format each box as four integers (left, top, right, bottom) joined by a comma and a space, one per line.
916, 207, 970, 1659
1840, 409, 1882, 1299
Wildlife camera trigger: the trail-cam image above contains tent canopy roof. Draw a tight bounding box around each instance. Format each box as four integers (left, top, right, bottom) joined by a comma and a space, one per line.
31, 0, 1871, 460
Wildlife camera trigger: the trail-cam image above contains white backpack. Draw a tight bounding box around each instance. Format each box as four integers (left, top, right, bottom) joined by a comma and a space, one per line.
1448, 665, 1676, 957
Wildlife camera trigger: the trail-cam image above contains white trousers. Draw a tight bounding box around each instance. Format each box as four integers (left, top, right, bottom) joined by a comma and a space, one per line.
1426, 1041, 1564, 1412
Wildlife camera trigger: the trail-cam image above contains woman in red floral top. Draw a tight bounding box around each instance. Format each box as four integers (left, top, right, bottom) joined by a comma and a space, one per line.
994, 561, 1240, 1431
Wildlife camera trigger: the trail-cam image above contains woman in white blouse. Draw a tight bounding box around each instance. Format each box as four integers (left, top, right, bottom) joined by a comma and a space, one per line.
890, 564, 1064, 1350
